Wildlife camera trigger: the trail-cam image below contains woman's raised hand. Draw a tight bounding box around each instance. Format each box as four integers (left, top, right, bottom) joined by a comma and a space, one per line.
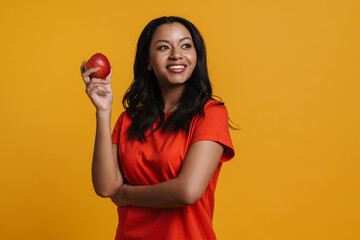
81, 61, 113, 112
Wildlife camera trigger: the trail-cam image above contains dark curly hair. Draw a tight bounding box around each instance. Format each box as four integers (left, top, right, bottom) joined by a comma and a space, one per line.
123, 16, 222, 142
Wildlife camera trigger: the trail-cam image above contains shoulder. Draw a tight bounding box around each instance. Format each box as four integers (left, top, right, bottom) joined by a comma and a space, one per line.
114, 110, 127, 122
202, 99, 228, 118
192, 98, 229, 129
113, 110, 132, 129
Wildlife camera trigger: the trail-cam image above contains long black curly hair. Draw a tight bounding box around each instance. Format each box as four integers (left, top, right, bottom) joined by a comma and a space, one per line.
123, 16, 221, 142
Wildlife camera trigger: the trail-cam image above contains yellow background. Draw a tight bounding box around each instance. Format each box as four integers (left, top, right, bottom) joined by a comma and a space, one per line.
1, 0, 359, 239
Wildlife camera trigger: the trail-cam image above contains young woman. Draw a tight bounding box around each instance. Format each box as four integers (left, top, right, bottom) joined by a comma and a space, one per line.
81, 16, 235, 240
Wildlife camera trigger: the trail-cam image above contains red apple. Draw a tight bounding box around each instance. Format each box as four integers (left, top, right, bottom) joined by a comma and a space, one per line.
84, 53, 111, 79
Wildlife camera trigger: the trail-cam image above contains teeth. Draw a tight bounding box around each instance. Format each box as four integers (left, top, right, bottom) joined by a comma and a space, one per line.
168, 65, 185, 69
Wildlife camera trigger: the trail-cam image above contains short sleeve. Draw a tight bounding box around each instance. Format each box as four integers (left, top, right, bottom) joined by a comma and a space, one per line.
190, 101, 235, 162
111, 112, 126, 144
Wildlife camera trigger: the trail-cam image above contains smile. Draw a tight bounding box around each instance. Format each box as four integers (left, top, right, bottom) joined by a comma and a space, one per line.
168, 65, 185, 69
167, 65, 187, 73
166, 64, 187, 69
166, 64, 187, 73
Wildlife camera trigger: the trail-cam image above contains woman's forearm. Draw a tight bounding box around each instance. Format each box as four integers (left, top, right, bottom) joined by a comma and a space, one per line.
111, 178, 201, 208
92, 109, 123, 197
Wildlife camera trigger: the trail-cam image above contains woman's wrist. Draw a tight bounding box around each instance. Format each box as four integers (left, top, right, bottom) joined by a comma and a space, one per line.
96, 108, 112, 118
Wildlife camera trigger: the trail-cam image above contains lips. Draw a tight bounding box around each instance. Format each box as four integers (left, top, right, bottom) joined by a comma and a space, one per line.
167, 64, 187, 73
166, 63, 187, 69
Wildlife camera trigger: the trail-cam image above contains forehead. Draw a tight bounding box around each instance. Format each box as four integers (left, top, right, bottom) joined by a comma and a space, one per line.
151, 22, 192, 43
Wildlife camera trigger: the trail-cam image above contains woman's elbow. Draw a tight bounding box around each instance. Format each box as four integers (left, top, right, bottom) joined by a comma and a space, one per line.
92, 173, 124, 198
95, 188, 118, 198
94, 181, 123, 198
181, 185, 205, 206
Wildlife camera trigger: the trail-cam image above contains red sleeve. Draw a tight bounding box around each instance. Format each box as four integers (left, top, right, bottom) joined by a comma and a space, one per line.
190, 101, 235, 163
111, 112, 126, 144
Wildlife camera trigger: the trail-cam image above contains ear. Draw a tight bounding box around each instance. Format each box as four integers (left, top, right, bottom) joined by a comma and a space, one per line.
146, 57, 152, 71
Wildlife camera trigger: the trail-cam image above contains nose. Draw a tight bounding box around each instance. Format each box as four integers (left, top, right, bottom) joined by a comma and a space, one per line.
169, 47, 182, 60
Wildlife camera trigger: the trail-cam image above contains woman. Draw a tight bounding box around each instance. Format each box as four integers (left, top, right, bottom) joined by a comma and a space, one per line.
81, 16, 235, 240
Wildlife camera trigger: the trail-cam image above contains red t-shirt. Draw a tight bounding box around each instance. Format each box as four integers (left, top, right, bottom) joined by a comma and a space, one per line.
111, 99, 235, 240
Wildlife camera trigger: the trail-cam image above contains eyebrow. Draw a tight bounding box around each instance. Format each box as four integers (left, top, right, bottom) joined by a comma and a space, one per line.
154, 37, 192, 44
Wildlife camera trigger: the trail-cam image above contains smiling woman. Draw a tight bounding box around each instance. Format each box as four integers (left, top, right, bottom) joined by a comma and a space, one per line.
80, 16, 235, 240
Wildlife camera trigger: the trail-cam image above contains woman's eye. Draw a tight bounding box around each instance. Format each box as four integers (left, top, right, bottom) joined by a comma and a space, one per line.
182, 44, 191, 48
158, 45, 169, 50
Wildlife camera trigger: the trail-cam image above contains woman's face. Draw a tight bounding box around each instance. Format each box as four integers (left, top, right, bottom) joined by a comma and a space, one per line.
147, 22, 197, 89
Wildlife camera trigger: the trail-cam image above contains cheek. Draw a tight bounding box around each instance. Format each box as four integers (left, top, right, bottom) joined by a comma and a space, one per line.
191, 54, 197, 69
148, 51, 159, 66
190, 52, 197, 65
151, 56, 164, 68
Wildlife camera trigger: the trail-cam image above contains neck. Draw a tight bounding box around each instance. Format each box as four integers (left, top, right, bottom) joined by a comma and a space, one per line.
160, 84, 184, 114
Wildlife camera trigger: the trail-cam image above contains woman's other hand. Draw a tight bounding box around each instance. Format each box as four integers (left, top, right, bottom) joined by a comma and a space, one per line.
110, 184, 130, 207
81, 61, 113, 112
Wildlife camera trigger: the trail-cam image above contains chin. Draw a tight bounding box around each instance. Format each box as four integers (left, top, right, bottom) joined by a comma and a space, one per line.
159, 77, 188, 86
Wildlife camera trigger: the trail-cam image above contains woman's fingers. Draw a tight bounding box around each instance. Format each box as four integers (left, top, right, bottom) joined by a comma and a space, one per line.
82, 68, 100, 84
81, 67, 100, 85
80, 61, 86, 73
87, 85, 111, 99
90, 77, 111, 84
105, 67, 113, 81
86, 82, 111, 96
80, 61, 91, 84
86, 79, 111, 92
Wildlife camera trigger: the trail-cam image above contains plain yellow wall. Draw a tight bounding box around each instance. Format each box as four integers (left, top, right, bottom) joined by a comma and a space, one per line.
1, 0, 359, 239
